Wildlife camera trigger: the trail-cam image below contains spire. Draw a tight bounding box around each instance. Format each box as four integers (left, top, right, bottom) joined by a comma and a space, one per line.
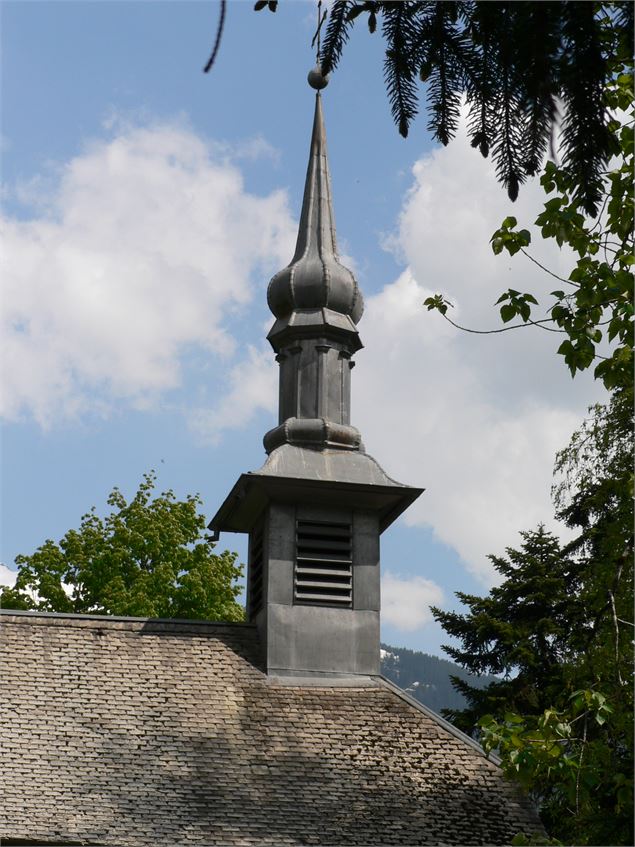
295, 92, 335, 264
267, 78, 363, 334
263, 69, 365, 454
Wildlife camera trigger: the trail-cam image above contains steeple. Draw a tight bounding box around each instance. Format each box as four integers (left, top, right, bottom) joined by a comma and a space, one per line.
209, 69, 422, 679
267, 91, 363, 334
264, 74, 364, 455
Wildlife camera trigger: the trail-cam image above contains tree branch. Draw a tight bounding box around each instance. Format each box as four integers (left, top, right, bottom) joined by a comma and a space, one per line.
520, 248, 579, 287
440, 313, 565, 335
203, 0, 227, 73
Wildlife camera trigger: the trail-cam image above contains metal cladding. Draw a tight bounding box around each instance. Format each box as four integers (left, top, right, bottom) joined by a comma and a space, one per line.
264, 93, 365, 454
209, 80, 424, 680
267, 93, 364, 347
210, 81, 423, 538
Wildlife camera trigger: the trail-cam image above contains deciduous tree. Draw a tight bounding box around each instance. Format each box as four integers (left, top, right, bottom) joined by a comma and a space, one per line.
0, 472, 244, 622
423, 16, 633, 388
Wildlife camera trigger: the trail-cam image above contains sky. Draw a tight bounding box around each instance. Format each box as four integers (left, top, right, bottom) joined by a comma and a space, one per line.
1, 0, 604, 657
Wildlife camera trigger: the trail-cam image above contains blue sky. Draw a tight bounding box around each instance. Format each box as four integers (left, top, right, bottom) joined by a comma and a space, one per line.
1, 1, 602, 656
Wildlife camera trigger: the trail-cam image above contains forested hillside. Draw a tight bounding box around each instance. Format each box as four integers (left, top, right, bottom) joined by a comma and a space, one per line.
380, 643, 496, 715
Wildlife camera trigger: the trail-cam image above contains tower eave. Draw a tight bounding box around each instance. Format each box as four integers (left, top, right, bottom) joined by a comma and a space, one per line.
208, 447, 423, 536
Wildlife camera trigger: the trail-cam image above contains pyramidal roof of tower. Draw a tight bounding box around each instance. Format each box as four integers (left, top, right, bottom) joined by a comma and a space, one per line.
267, 92, 363, 325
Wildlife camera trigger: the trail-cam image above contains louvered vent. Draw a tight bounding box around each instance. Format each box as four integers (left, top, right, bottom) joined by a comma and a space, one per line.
248, 525, 264, 619
295, 520, 352, 606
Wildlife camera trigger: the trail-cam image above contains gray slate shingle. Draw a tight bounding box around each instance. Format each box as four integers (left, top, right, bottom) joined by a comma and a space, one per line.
1, 612, 543, 846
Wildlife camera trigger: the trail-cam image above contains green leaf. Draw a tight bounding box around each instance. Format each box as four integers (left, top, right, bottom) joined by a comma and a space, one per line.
500, 304, 516, 323
3, 474, 245, 622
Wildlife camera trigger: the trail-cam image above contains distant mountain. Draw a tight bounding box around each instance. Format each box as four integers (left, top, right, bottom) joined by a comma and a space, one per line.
380, 643, 497, 716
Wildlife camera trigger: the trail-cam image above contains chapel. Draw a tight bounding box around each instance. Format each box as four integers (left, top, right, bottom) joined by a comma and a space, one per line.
0, 70, 543, 847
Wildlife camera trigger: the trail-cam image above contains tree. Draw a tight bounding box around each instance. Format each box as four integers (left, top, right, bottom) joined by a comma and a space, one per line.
0, 472, 245, 622
424, 28, 633, 390
432, 392, 634, 845
490, 58, 633, 391
552, 389, 633, 699
270, 0, 634, 214
432, 527, 579, 733
253, 3, 635, 386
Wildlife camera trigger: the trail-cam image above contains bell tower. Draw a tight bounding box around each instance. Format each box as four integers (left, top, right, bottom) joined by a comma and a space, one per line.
209, 69, 422, 678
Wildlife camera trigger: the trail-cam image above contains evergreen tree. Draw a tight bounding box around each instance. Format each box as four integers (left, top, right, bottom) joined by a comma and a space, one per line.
424, 24, 633, 392
303, 0, 632, 214
432, 526, 577, 732
432, 391, 633, 844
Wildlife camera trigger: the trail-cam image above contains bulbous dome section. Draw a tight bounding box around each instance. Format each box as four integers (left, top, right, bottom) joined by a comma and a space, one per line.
267, 253, 364, 324
267, 93, 364, 327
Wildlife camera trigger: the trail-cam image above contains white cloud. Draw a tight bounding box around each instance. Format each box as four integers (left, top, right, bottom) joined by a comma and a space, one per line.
188, 344, 277, 444
197, 108, 605, 587
355, 270, 585, 585
3, 110, 607, 594
354, 111, 605, 585
1, 122, 295, 426
0, 564, 17, 589
381, 571, 444, 632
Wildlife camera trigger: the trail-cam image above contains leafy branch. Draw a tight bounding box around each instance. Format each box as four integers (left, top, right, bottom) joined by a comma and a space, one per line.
422, 61, 633, 390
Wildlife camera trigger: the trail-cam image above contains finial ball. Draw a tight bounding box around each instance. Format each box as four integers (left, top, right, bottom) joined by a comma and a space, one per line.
308, 64, 329, 90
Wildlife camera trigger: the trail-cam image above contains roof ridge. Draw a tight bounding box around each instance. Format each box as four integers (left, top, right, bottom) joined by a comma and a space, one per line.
0, 608, 255, 628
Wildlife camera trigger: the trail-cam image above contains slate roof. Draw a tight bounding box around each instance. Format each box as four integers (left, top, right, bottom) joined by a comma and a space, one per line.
1, 611, 543, 846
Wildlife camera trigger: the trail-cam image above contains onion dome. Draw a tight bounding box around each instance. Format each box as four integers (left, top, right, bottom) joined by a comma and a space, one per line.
267, 82, 363, 332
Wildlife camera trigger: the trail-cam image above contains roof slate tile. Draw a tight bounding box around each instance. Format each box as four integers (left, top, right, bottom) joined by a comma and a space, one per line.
1, 612, 543, 846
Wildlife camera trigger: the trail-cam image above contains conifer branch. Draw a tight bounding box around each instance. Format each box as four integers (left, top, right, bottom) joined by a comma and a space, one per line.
319, 0, 354, 76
